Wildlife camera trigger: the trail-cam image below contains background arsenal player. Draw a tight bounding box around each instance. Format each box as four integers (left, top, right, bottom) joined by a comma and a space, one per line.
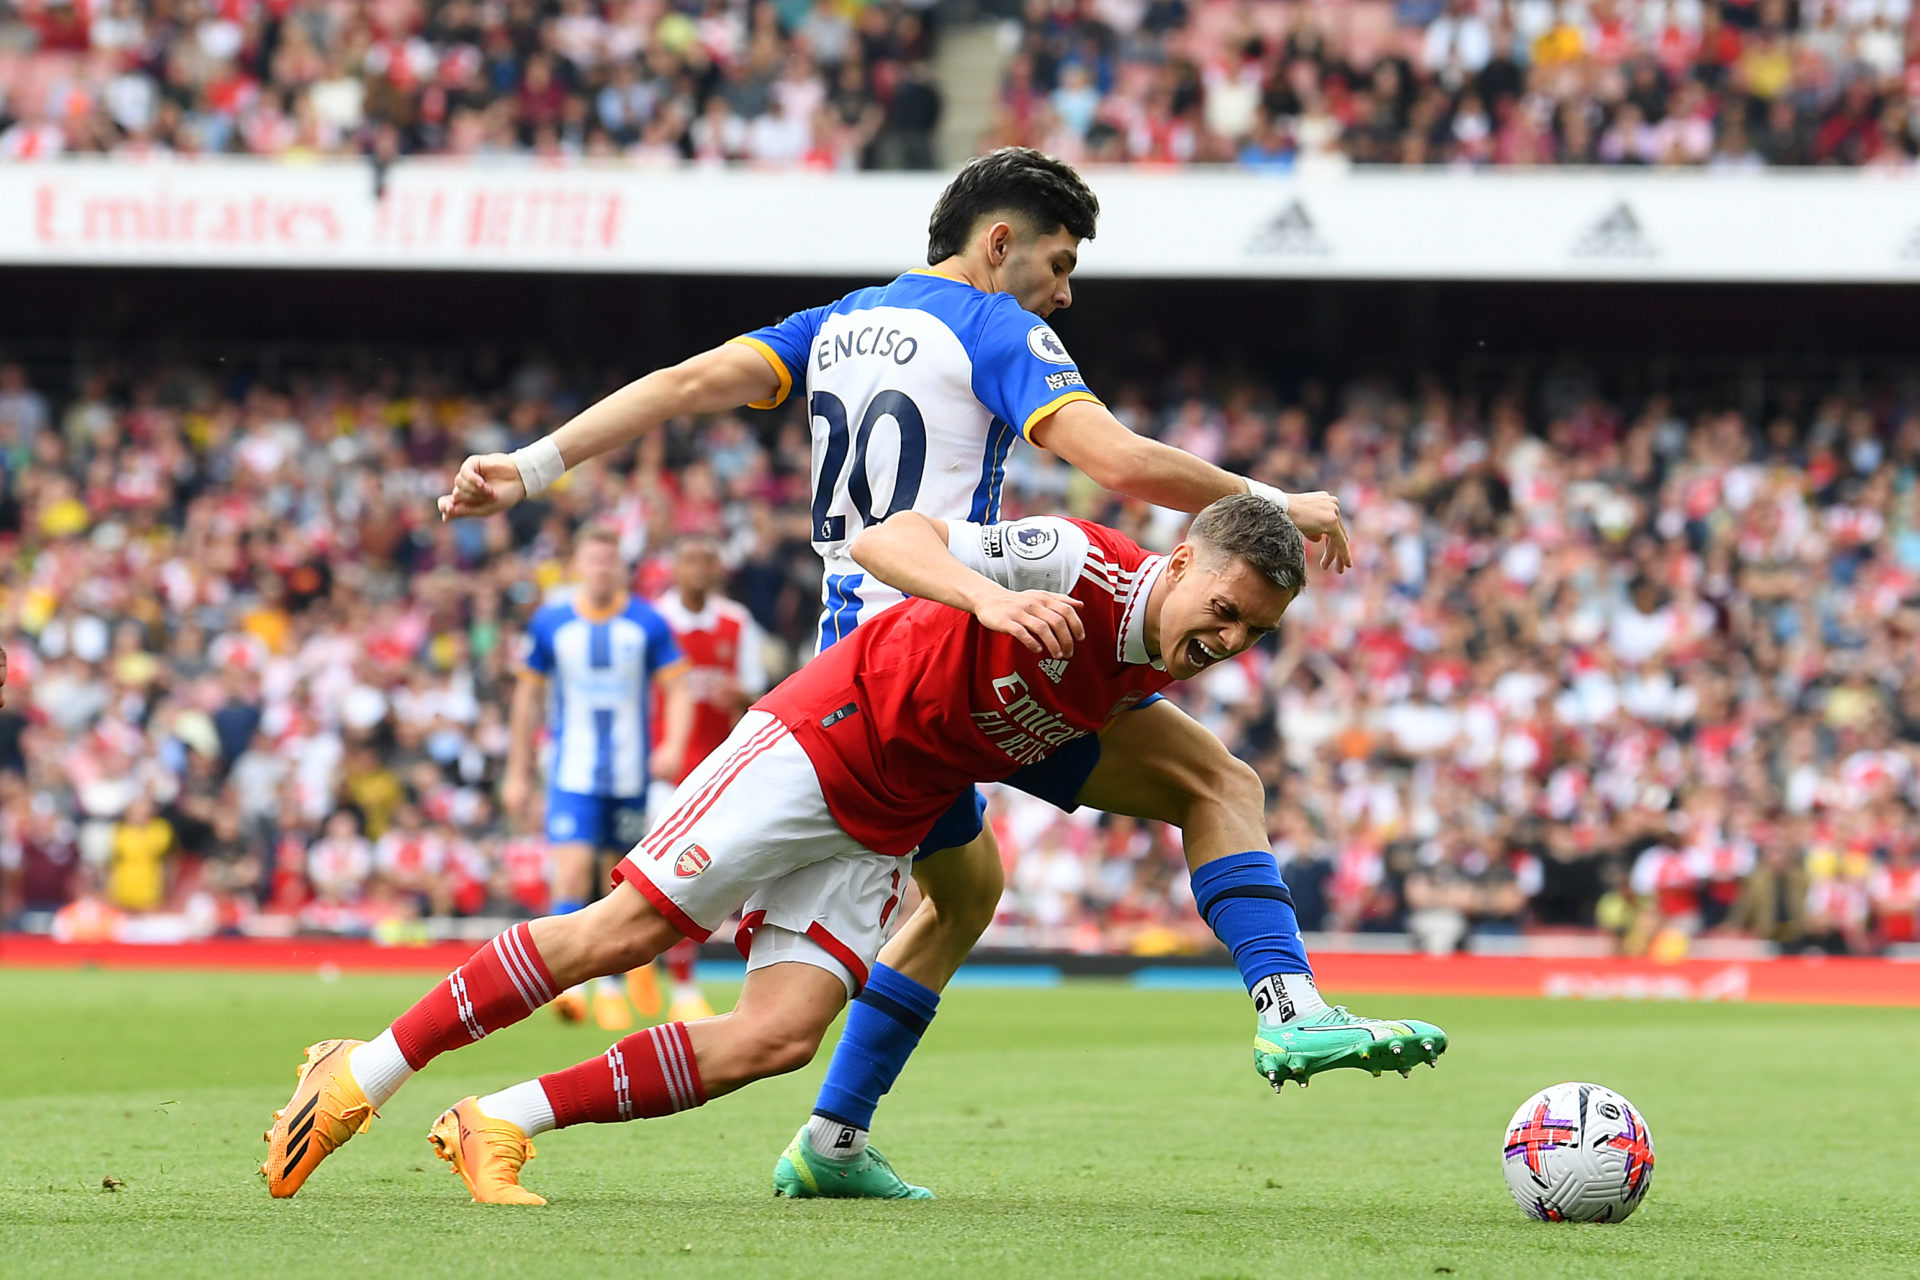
637, 535, 770, 1023
261, 495, 1444, 1204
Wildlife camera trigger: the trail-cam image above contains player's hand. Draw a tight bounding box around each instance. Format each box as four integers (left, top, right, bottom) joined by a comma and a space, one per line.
1282, 490, 1352, 574
649, 745, 684, 784
975, 588, 1084, 659
437, 453, 527, 521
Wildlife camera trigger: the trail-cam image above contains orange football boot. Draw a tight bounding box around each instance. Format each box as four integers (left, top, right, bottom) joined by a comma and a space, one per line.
553, 988, 588, 1023
668, 991, 716, 1022
593, 982, 633, 1030
625, 964, 662, 1017
261, 1039, 375, 1198
428, 1097, 546, 1205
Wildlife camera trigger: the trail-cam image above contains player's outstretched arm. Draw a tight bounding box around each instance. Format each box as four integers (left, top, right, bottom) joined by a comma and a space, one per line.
1030, 399, 1351, 572
437, 343, 781, 520
849, 513, 1085, 659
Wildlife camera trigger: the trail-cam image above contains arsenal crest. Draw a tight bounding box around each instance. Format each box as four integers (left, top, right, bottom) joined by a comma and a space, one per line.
674, 844, 711, 878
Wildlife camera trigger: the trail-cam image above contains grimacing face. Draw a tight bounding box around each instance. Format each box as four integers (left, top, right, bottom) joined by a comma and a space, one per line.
990, 221, 1080, 319
574, 538, 625, 607
1152, 543, 1296, 681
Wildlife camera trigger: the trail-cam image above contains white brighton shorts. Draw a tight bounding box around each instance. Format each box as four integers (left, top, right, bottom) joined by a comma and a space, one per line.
612, 710, 909, 994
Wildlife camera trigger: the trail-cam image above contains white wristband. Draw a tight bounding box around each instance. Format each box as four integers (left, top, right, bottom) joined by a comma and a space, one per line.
1245, 478, 1290, 515
511, 437, 566, 498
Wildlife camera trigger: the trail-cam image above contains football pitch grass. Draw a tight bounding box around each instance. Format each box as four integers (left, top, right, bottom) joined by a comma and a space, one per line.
3, 970, 1916, 1280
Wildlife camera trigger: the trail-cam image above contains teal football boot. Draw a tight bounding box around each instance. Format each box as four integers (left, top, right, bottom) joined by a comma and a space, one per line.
773, 1125, 934, 1199
1254, 1006, 1448, 1091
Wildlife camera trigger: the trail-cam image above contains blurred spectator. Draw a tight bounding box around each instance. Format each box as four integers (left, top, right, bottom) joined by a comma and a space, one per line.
306, 809, 373, 907
0, 0, 939, 168
373, 801, 452, 916
107, 792, 173, 912
983, 0, 1920, 169
2, 783, 80, 924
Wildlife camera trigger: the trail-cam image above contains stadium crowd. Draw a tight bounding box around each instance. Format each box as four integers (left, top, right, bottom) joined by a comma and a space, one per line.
2, 350, 1919, 959
986, 0, 1920, 168
0, 0, 942, 167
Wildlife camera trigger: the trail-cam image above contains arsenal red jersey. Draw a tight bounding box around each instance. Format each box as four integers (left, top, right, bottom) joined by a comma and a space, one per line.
756, 517, 1175, 856
650, 592, 766, 784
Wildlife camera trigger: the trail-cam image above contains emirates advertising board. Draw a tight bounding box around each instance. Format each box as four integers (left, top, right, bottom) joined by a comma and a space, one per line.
5, 158, 1920, 282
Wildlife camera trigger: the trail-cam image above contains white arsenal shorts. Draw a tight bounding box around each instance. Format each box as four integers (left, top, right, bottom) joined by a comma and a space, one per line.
612, 711, 909, 995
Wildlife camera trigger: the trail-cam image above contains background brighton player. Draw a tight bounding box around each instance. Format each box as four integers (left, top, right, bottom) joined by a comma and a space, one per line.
502, 524, 694, 1031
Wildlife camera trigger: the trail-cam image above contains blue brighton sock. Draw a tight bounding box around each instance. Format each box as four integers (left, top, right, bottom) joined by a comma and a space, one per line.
812, 963, 941, 1132
1189, 851, 1314, 988
552, 898, 586, 915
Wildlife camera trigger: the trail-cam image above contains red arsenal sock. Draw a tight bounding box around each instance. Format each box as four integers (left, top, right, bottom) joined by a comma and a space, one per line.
539, 1022, 708, 1128
388, 922, 558, 1070
664, 939, 698, 985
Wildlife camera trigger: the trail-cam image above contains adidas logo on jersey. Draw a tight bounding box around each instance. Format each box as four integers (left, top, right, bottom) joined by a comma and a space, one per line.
1038, 656, 1068, 684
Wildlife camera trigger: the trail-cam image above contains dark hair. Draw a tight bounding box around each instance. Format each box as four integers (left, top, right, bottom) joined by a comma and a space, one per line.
1188, 494, 1307, 596
926, 148, 1100, 264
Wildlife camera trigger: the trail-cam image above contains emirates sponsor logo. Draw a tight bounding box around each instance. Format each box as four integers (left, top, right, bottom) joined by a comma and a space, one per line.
973, 671, 1086, 766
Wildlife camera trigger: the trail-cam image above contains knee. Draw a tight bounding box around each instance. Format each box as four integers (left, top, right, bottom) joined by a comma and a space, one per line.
567, 889, 670, 972
549, 916, 647, 976
743, 1018, 827, 1078
1150, 739, 1266, 824
944, 869, 1003, 938
925, 837, 1004, 935
1208, 754, 1268, 819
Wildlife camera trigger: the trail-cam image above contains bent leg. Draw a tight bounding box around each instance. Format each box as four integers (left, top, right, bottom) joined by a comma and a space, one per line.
262, 883, 678, 1199
429, 951, 848, 1205
358, 882, 681, 1104
526, 955, 846, 1129
685, 957, 849, 1097
791, 794, 998, 1179
525, 879, 685, 987
877, 825, 1005, 990
1074, 698, 1269, 871
1075, 701, 1448, 1086
529, 927, 852, 1133
1076, 698, 1320, 1012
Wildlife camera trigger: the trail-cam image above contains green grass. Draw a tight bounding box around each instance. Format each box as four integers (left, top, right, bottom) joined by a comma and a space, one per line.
2, 970, 1916, 1280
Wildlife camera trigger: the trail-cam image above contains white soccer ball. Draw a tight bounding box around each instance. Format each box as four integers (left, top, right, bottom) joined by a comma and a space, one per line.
1500, 1082, 1656, 1223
